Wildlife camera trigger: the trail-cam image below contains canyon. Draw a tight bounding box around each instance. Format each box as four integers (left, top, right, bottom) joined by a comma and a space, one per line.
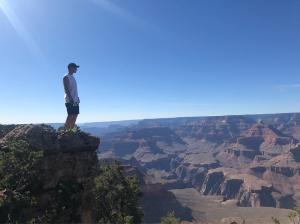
92, 113, 300, 222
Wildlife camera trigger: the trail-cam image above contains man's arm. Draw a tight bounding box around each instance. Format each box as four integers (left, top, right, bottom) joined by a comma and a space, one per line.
63, 76, 74, 103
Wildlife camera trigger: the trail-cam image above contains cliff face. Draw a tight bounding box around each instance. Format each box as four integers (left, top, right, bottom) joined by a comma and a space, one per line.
140, 184, 193, 223
97, 113, 300, 209
0, 124, 100, 223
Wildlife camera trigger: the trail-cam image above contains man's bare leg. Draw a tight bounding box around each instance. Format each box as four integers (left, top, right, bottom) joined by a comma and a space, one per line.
70, 115, 78, 129
65, 115, 73, 129
73, 114, 78, 127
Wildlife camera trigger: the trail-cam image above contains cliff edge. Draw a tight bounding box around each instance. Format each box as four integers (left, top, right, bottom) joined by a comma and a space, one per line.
0, 124, 100, 223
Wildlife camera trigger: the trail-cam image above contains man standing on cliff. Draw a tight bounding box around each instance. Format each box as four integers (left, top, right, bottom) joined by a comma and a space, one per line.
63, 63, 80, 129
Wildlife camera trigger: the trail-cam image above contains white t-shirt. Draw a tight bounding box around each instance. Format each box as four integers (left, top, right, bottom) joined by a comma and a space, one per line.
64, 74, 79, 103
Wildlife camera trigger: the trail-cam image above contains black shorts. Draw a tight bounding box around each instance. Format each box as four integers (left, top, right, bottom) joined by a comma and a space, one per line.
65, 103, 79, 115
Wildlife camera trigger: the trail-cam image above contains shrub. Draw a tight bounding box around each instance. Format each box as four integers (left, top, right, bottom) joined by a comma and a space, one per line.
0, 140, 43, 223
160, 211, 180, 224
93, 161, 144, 224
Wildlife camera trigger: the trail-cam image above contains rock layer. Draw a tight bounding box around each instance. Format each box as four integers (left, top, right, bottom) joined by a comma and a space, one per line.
96, 113, 300, 209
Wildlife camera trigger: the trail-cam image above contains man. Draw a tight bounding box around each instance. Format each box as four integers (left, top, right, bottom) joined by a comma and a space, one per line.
63, 63, 80, 129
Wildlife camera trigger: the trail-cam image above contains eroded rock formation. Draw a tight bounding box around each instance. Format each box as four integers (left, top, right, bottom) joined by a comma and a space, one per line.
0, 124, 100, 223
95, 113, 300, 209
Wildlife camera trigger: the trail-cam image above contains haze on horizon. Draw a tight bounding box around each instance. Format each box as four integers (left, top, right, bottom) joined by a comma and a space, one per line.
1, 0, 300, 124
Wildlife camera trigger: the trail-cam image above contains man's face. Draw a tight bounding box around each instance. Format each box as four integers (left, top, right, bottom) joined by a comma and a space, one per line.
69, 67, 78, 74
73, 67, 77, 73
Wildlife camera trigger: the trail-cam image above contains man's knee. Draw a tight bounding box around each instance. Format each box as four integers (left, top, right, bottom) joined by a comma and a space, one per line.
67, 114, 77, 119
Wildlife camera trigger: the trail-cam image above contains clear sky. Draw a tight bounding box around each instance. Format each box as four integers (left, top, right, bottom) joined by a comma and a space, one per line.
1, 0, 300, 124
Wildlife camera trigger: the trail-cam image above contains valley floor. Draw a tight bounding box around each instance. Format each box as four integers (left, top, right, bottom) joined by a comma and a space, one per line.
170, 188, 292, 224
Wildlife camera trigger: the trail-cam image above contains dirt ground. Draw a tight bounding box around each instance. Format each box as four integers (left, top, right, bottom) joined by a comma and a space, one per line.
170, 188, 292, 224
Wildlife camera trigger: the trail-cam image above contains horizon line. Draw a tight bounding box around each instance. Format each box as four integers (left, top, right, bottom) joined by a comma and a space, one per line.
1, 111, 300, 125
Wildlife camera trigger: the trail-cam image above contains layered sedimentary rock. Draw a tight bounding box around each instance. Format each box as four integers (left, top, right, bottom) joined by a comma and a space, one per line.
97, 113, 300, 209
191, 168, 276, 207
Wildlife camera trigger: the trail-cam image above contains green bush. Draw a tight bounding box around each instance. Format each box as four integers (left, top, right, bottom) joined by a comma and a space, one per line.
41, 177, 83, 223
0, 140, 84, 223
93, 161, 144, 224
0, 140, 43, 223
160, 211, 180, 224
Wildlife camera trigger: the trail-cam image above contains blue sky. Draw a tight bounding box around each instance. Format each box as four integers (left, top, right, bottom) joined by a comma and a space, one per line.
1, 0, 300, 124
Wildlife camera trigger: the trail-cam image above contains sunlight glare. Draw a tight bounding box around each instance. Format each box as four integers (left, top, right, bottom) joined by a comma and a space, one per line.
0, 0, 44, 60
90, 0, 152, 30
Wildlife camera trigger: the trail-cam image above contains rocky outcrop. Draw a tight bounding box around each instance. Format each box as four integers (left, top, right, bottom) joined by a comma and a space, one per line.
242, 123, 297, 154
221, 179, 243, 199
191, 168, 278, 207
238, 186, 276, 207
290, 144, 300, 162
135, 151, 172, 170
237, 136, 264, 150
0, 124, 57, 152
270, 166, 299, 177
225, 147, 261, 160
251, 153, 300, 177
131, 127, 186, 145
201, 170, 225, 195
0, 124, 100, 223
256, 165, 300, 178
234, 123, 297, 157
177, 116, 254, 143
